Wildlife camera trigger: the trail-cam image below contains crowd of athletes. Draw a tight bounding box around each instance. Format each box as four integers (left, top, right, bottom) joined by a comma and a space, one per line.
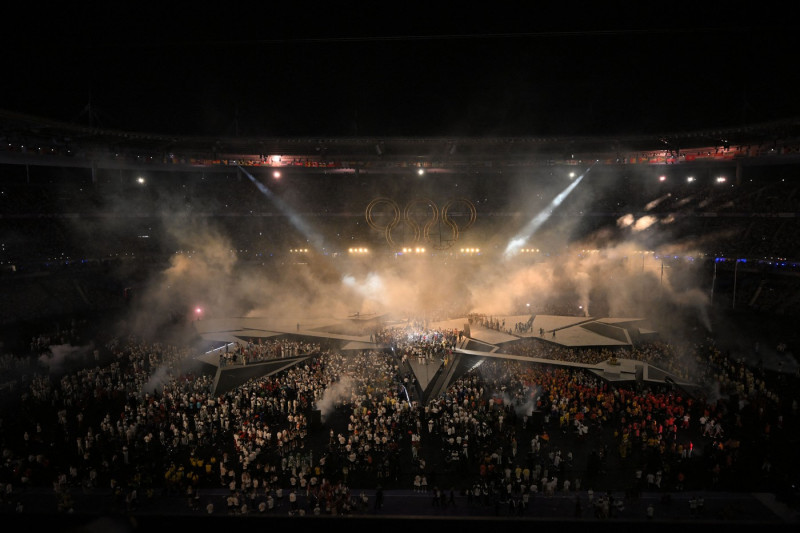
0, 318, 797, 517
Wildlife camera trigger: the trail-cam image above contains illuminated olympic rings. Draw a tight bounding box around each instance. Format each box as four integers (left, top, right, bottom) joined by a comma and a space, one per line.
365, 197, 477, 249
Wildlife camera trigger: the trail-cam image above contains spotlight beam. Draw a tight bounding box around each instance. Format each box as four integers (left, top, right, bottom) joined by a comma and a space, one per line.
239, 165, 369, 310
503, 165, 593, 259
238, 165, 325, 249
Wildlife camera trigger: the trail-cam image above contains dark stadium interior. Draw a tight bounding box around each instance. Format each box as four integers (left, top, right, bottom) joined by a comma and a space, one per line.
1, 8, 800, 532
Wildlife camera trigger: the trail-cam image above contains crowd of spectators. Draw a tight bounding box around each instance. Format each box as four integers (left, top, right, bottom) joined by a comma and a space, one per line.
2, 164, 799, 268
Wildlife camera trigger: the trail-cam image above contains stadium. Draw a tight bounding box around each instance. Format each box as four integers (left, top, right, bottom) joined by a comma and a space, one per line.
1, 11, 800, 532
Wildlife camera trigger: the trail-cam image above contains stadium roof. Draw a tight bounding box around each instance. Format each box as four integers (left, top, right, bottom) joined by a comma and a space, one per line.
3, 109, 800, 174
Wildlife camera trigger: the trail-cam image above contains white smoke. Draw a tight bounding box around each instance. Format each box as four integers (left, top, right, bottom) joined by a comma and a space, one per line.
141, 364, 173, 396
316, 375, 357, 422
89, 163, 727, 364
519, 384, 542, 416
40, 343, 96, 374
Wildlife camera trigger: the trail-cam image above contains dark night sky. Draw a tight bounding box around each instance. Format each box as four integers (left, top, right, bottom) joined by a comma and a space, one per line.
3, 4, 799, 139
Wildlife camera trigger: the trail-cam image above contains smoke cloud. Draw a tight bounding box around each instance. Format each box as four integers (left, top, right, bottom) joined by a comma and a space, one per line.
39, 343, 97, 374
316, 375, 356, 421
69, 164, 738, 365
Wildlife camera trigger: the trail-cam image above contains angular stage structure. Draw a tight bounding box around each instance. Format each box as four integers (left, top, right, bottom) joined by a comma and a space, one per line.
191, 313, 695, 400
